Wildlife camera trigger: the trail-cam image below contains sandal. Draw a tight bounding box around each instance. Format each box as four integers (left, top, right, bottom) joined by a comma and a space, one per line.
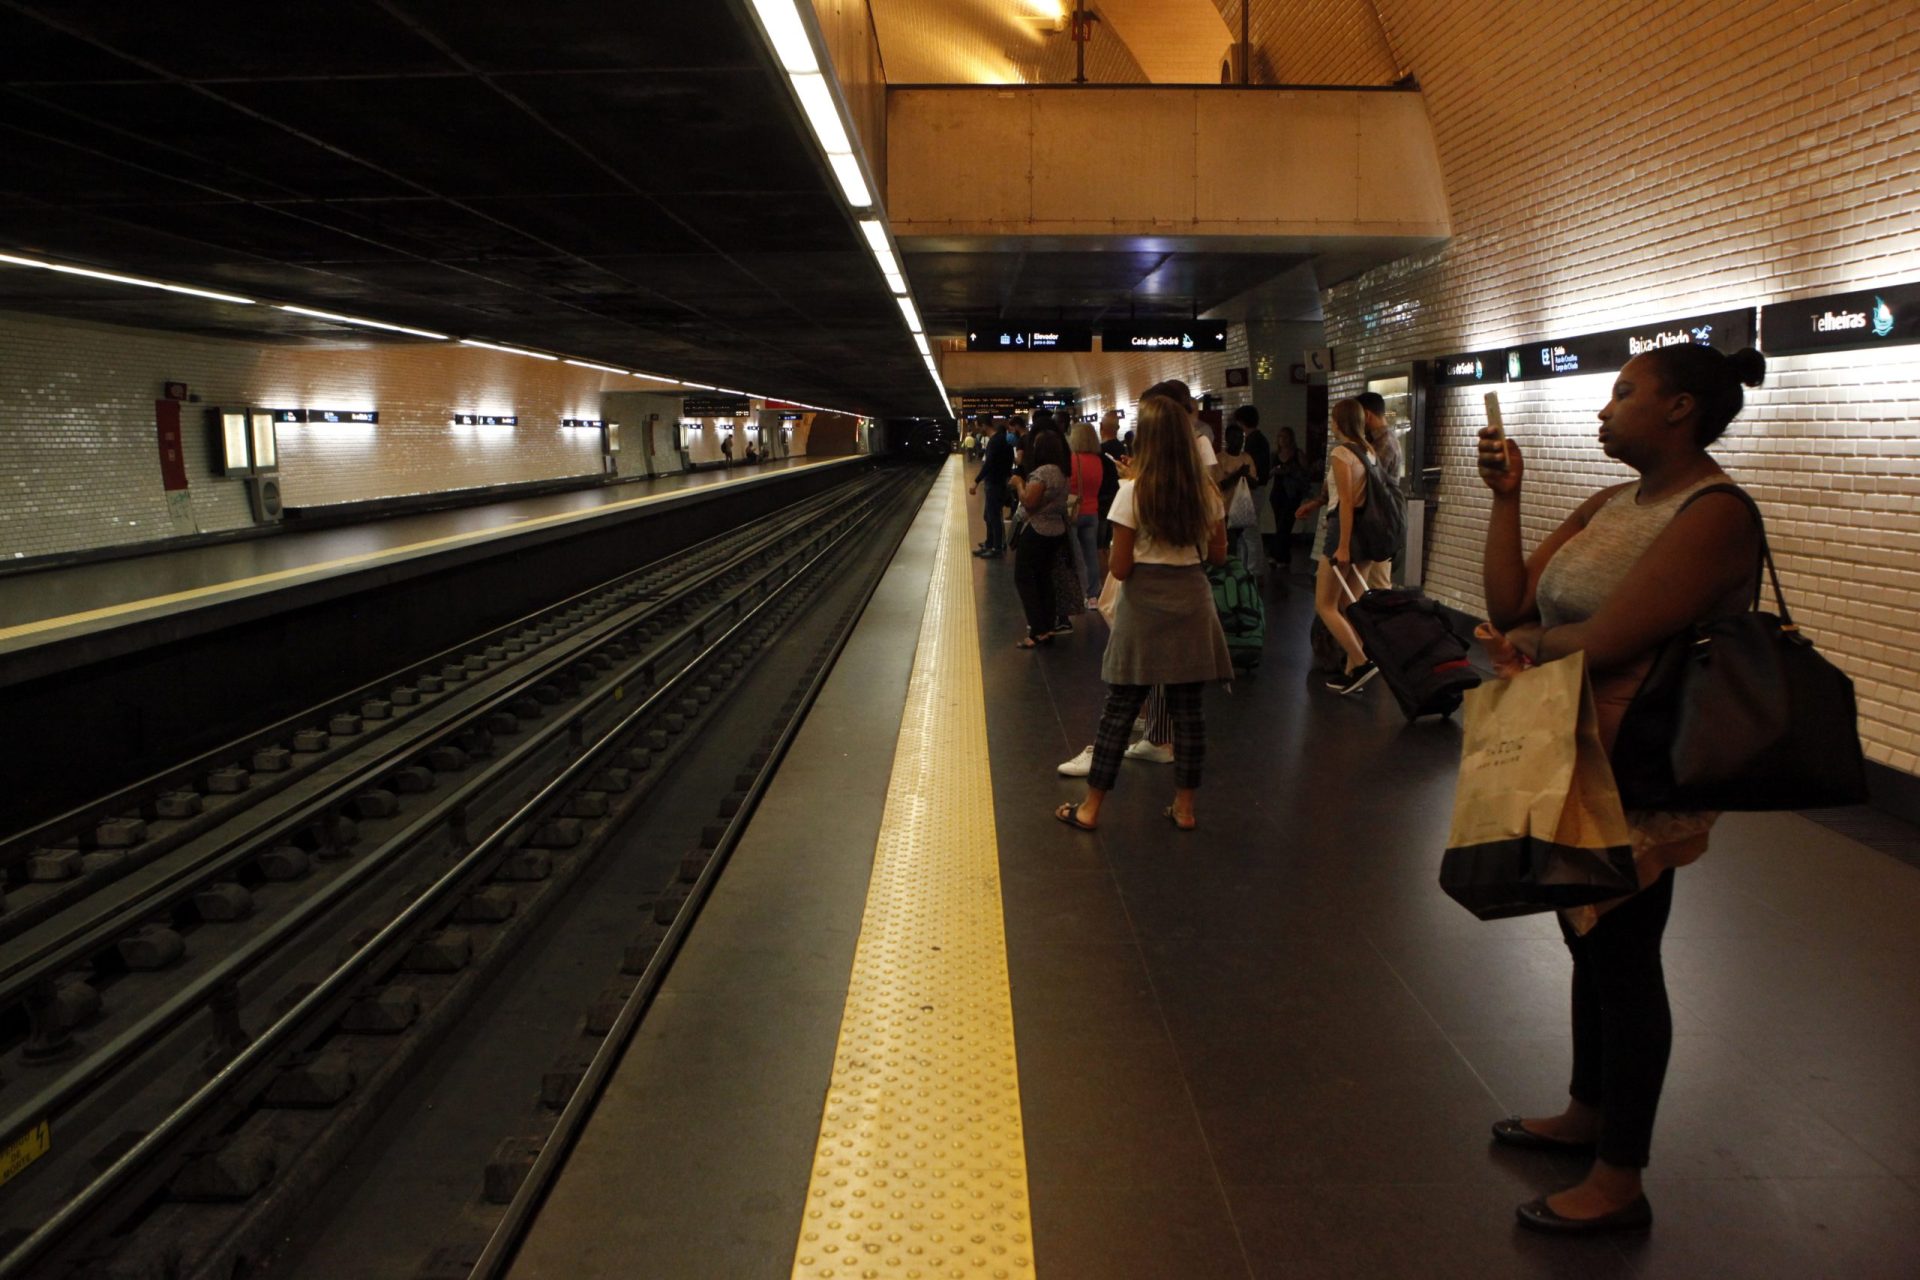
1054, 801, 1096, 831
1163, 805, 1197, 831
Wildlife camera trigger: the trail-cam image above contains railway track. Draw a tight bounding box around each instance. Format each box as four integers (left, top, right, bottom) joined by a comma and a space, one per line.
0, 464, 934, 1278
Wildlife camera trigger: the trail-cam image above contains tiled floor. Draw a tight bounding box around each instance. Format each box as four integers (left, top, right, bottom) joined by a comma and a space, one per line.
970, 511, 1920, 1277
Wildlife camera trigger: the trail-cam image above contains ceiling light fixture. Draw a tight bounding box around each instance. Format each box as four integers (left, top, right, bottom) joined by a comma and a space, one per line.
896, 295, 923, 332
0, 251, 257, 305
858, 219, 889, 254
278, 304, 448, 340
563, 358, 629, 374
883, 269, 908, 295
826, 153, 873, 208
791, 73, 853, 155
460, 339, 558, 361
747, 0, 819, 73
913, 332, 931, 356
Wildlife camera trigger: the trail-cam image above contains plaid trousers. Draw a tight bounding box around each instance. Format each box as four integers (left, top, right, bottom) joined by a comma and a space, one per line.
1088, 681, 1206, 791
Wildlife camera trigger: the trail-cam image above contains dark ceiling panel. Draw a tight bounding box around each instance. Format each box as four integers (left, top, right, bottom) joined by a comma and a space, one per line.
0, 10, 156, 83
12, 1, 459, 79
458, 195, 707, 258
388, 0, 764, 73
15, 83, 412, 199
499, 71, 824, 194
0, 3, 944, 415
216, 78, 624, 198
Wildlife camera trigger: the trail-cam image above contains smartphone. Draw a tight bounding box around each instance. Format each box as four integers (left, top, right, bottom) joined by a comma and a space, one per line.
1483, 390, 1508, 473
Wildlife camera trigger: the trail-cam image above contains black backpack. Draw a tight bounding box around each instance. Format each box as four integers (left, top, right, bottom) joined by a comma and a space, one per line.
1343, 445, 1406, 564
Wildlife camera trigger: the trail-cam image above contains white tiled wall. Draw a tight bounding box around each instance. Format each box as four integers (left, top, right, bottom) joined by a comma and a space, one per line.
0, 312, 621, 561
1321, 1, 1920, 771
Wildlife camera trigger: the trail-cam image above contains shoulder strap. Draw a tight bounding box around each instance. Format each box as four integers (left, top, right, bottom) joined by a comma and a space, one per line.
1673, 482, 1785, 619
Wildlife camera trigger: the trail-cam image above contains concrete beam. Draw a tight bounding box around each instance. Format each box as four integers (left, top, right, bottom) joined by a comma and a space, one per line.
887, 87, 1450, 242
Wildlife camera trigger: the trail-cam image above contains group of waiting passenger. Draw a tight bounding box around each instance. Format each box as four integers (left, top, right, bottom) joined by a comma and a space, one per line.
966, 343, 1774, 1236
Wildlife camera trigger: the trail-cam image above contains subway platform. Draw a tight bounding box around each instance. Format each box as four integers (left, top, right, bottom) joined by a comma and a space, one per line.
501, 458, 1917, 1279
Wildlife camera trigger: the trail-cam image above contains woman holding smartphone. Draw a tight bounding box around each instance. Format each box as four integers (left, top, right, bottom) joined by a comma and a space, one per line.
1476, 344, 1766, 1235
1054, 394, 1232, 832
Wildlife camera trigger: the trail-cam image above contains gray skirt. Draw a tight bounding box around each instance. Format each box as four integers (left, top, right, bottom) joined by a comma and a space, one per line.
1101, 562, 1235, 687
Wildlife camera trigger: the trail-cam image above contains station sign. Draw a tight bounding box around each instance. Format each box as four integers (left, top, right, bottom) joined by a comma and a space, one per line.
966, 326, 1094, 353
272, 408, 379, 424
683, 395, 752, 417
1429, 350, 1508, 387
1100, 324, 1229, 353
453, 413, 518, 426
1504, 308, 1756, 382
561, 418, 605, 429
1761, 281, 1920, 356
779, 412, 803, 421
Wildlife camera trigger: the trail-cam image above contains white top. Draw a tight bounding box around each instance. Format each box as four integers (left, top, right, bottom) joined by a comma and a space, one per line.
1192, 429, 1218, 472
1106, 478, 1221, 566
1325, 441, 1373, 514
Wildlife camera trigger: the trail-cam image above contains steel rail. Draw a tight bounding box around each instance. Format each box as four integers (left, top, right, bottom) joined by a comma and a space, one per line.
0, 474, 913, 1280
467, 468, 930, 1278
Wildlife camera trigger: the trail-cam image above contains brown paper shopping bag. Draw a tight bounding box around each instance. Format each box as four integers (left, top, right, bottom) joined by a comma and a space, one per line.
1440, 652, 1637, 920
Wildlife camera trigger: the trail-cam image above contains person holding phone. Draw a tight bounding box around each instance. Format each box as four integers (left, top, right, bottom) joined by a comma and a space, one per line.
1476, 345, 1766, 1235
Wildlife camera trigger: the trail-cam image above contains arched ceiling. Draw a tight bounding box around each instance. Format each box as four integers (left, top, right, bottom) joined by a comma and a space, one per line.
865, 0, 1399, 86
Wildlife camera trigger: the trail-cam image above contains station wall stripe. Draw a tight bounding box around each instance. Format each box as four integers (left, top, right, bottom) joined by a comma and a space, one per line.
791, 459, 1034, 1279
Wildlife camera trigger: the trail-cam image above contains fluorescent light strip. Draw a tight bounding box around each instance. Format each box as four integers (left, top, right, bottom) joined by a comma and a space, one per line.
913, 332, 931, 356
826, 152, 872, 208
883, 269, 907, 295
791, 73, 853, 155
563, 358, 630, 374
277, 304, 448, 340
748, 0, 819, 73
858, 219, 890, 254
0, 251, 256, 305
460, 339, 558, 361
896, 294, 923, 332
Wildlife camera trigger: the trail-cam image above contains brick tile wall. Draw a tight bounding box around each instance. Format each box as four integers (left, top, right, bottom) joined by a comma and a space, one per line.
0, 312, 623, 561
1321, 1, 1920, 771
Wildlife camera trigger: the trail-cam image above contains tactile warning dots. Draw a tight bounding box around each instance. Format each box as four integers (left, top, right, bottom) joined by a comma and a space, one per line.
793, 462, 1034, 1280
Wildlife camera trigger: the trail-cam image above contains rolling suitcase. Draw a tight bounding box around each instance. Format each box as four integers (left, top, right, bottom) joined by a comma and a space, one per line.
1335, 567, 1481, 719
1206, 555, 1266, 670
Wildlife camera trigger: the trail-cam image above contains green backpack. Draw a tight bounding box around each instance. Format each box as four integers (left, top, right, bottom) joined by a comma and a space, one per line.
1205, 556, 1266, 669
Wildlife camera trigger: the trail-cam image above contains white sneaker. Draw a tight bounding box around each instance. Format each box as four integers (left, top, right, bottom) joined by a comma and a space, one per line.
1124, 739, 1175, 764
1057, 745, 1095, 777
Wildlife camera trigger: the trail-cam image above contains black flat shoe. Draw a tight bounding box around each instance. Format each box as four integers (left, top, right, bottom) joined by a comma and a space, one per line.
1516, 1194, 1652, 1235
1491, 1117, 1596, 1154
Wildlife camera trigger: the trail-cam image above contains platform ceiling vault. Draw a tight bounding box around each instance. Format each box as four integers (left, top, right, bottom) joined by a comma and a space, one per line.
0, 1, 938, 415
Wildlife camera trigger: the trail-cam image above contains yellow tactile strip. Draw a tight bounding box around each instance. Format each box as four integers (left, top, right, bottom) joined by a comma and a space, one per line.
793, 461, 1034, 1280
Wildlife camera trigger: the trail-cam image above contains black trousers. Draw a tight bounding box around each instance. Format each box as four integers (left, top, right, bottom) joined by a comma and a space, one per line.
980, 478, 1007, 551
1558, 869, 1676, 1169
1013, 526, 1063, 638
1088, 682, 1204, 791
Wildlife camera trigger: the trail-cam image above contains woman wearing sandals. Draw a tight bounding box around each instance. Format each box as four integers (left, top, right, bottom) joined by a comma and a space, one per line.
1010, 426, 1074, 648
1476, 343, 1766, 1235
1055, 394, 1232, 833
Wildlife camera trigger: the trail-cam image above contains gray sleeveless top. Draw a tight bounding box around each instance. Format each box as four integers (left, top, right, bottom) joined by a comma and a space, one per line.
1537, 476, 1756, 630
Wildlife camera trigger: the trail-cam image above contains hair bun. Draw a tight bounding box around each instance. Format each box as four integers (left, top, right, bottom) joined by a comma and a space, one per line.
1726, 346, 1766, 389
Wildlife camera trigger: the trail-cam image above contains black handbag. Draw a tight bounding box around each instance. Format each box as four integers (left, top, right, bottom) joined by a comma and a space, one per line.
1611, 485, 1868, 812
1345, 445, 1406, 564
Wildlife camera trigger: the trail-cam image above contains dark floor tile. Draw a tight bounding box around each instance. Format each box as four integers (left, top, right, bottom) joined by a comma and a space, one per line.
999, 868, 1138, 944
1017, 1033, 1219, 1190
1628, 1176, 1920, 1279
1369, 934, 1595, 1042
1031, 1184, 1252, 1280
1182, 1035, 1527, 1187
1662, 936, 1920, 1050
1008, 940, 1165, 1044
1737, 1032, 1920, 1176
1228, 1182, 1636, 1280
1140, 936, 1438, 1045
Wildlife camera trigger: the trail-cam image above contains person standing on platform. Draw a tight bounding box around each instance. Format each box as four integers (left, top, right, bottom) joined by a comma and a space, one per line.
1233, 406, 1274, 581
1129, 380, 1219, 763
1269, 426, 1312, 572
1316, 398, 1381, 693
1053, 394, 1232, 832
1097, 410, 1125, 578
1218, 421, 1261, 574
1067, 421, 1106, 604
1010, 426, 1072, 647
970, 418, 1015, 558
1476, 344, 1766, 1236
1356, 391, 1403, 589
720, 433, 734, 464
